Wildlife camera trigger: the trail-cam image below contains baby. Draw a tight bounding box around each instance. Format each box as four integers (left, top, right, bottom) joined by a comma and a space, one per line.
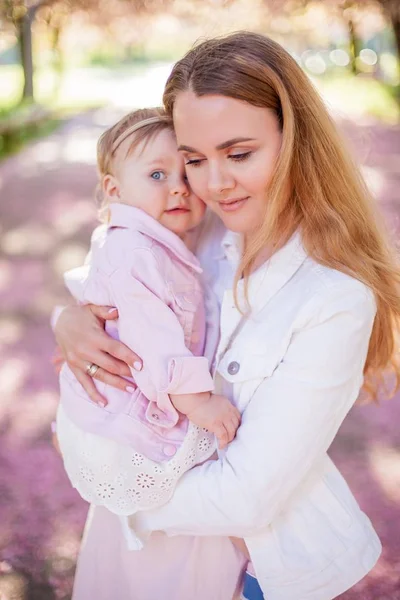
55, 107, 241, 548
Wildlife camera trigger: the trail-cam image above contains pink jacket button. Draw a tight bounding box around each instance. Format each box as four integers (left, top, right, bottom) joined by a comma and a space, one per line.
163, 444, 177, 457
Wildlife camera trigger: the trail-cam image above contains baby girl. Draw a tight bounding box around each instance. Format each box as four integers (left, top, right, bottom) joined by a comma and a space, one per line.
55, 107, 241, 548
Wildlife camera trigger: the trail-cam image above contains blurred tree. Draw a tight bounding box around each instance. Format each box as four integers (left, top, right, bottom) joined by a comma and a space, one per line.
378, 0, 399, 65
0, 0, 175, 104
0, 1, 56, 101
288, 0, 400, 71
339, 1, 400, 73
342, 1, 363, 75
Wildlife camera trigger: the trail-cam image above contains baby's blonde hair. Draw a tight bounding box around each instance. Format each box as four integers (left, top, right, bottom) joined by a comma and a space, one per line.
96, 107, 173, 221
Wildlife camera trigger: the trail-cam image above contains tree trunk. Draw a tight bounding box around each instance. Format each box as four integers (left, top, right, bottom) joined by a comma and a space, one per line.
379, 0, 400, 99
388, 9, 400, 68
17, 9, 35, 102
347, 17, 359, 75
50, 22, 64, 96
390, 12, 400, 101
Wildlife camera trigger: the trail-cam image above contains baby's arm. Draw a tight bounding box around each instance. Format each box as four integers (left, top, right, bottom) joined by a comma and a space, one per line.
171, 392, 241, 449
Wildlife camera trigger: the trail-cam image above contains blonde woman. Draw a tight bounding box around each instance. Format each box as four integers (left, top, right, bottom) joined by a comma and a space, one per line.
53, 32, 400, 600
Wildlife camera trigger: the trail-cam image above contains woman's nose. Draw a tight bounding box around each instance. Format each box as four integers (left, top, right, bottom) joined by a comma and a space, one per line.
207, 165, 235, 195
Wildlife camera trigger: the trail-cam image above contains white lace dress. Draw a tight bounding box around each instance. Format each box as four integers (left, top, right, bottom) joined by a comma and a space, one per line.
56, 404, 215, 548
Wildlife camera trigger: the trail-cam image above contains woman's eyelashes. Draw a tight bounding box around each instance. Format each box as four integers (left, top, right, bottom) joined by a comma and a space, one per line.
185, 151, 253, 167
229, 151, 252, 162
185, 158, 205, 167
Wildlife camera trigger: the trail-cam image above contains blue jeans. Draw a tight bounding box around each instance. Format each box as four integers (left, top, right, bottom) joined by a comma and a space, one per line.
242, 572, 264, 599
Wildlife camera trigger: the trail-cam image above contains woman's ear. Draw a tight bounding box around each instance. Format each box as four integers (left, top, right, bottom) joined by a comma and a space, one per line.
102, 174, 120, 202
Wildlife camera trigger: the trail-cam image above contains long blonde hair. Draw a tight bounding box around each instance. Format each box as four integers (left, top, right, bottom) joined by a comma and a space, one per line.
163, 31, 400, 400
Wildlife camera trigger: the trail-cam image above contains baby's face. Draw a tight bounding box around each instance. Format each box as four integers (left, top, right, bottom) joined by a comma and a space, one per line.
114, 128, 206, 237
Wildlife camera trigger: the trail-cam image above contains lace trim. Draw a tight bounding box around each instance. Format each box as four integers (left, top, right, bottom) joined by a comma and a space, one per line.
56, 404, 215, 515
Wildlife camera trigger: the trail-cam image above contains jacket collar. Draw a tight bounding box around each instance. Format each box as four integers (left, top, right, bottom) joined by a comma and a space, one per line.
108, 203, 202, 273
222, 230, 308, 315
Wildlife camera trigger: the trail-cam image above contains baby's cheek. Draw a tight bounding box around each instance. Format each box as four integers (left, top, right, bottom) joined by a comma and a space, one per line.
187, 172, 208, 202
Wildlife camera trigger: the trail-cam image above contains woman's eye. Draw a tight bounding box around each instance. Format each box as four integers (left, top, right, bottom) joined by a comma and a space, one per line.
229, 151, 252, 162
185, 158, 204, 168
151, 171, 166, 180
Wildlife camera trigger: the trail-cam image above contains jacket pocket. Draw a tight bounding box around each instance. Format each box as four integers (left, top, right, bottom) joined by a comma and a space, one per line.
217, 348, 280, 384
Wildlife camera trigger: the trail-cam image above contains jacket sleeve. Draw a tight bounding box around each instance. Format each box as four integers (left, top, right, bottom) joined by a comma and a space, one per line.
132, 281, 376, 536
110, 248, 214, 427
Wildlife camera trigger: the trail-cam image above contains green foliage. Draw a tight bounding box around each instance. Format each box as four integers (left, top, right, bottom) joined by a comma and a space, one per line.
316, 71, 400, 123
0, 111, 61, 160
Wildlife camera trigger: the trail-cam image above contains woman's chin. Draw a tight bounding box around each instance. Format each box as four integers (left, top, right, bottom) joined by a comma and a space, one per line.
218, 213, 254, 235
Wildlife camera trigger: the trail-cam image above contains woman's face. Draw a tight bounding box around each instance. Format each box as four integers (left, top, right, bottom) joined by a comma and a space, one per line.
173, 92, 282, 237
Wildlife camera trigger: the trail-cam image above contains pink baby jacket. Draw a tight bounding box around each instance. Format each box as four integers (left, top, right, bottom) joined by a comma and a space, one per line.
59, 203, 218, 463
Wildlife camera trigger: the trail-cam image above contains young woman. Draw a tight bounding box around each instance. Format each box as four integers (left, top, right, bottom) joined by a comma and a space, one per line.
53, 32, 400, 600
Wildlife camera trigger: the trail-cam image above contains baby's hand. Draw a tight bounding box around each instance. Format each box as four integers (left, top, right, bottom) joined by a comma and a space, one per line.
188, 394, 241, 449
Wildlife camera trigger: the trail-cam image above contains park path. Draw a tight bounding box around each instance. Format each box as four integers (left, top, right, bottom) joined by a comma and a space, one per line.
0, 80, 399, 599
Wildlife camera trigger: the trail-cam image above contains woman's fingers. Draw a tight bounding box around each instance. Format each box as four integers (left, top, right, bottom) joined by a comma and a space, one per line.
93, 367, 136, 393
86, 347, 133, 377
62, 359, 136, 405
54, 304, 140, 398
103, 337, 142, 371
63, 334, 134, 376
55, 304, 143, 377
71, 365, 108, 406
90, 304, 119, 321
64, 346, 134, 389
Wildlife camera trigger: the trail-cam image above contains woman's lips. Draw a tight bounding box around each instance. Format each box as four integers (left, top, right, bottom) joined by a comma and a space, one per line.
218, 197, 249, 212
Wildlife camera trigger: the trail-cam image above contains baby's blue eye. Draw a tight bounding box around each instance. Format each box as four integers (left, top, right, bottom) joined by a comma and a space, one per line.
151, 171, 165, 180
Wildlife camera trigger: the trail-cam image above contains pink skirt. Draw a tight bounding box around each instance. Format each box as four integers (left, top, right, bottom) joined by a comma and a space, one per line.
72, 505, 247, 600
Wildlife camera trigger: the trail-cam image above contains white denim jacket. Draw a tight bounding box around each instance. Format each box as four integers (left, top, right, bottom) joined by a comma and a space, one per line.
133, 217, 382, 600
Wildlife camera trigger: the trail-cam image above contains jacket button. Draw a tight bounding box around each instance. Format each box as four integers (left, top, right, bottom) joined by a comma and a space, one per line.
163, 444, 176, 457
227, 361, 240, 375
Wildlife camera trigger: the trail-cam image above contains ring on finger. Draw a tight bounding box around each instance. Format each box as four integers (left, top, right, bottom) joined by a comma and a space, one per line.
86, 362, 100, 377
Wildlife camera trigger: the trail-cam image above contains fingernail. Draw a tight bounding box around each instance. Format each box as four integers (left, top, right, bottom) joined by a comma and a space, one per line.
126, 386, 135, 393
108, 307, 117, 313
51, 421, 57, 433
99, 400, 107, 408
133, 361, 142, 371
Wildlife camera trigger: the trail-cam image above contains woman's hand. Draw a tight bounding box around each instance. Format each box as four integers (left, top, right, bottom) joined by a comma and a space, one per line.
54, 304, 143, 405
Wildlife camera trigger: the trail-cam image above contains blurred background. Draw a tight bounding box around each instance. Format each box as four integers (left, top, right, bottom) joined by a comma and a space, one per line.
0, 1, 399, 599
